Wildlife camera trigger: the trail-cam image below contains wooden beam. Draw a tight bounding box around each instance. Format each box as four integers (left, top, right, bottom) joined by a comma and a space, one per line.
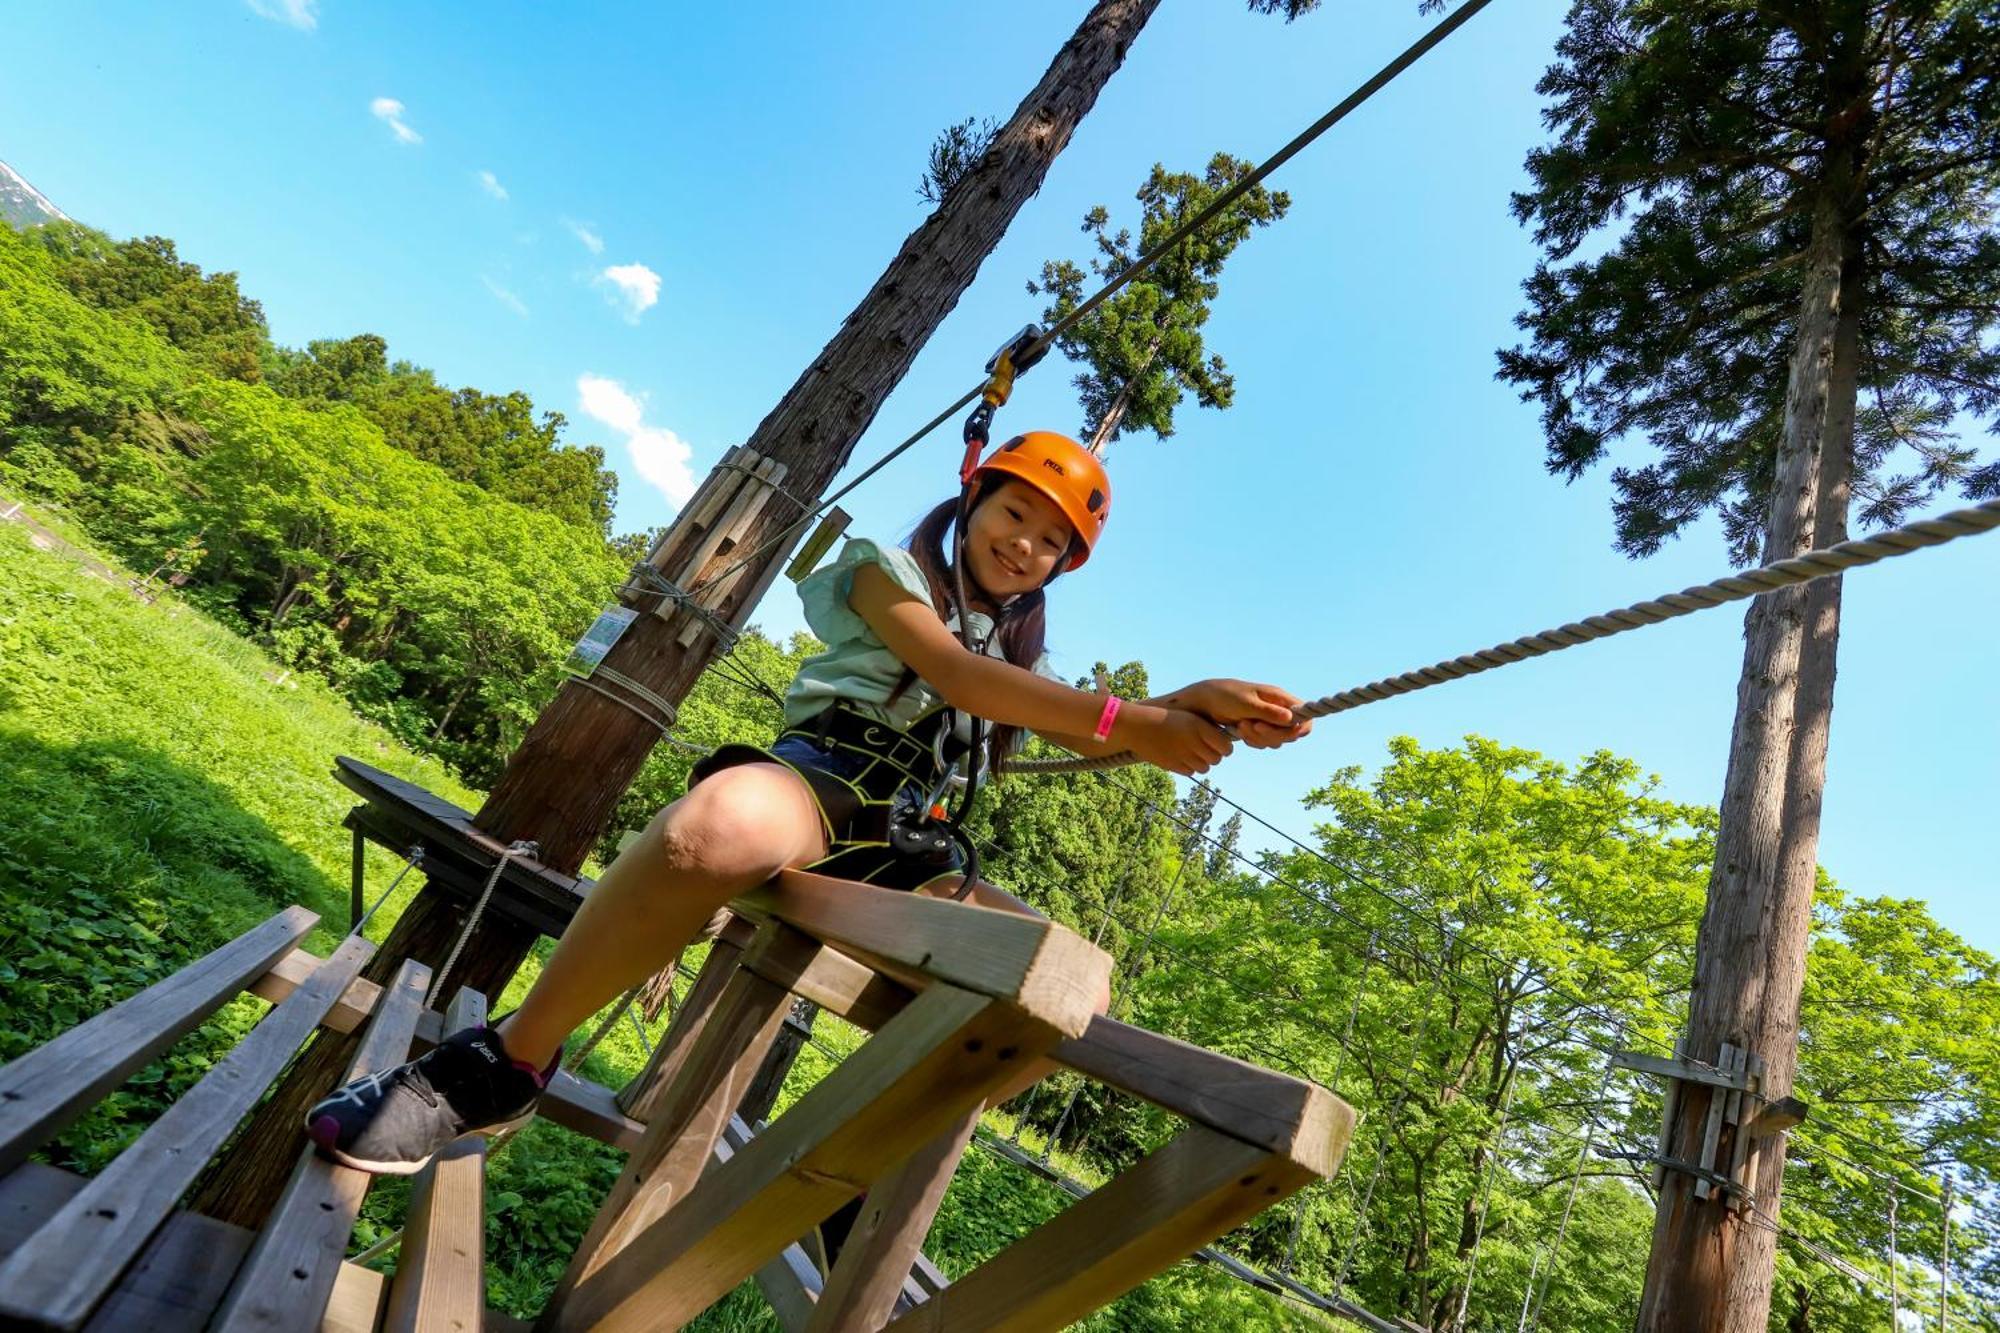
740, 932, 915, 1036
734, 871, 1109, 1036
759, 938, 1344, 1173
210, 956, 432, 1333
0, 933, 377, 1330
0, 1162, 259, 1333
248, 947, 382, 1034
808, 1106, 979, 1332
880, 1125, 1328, 1332
616, 931, 748, 1121
322, 1261, 388, 1333
1053, 1018, 1344, 1174
1611, 1047, 1757, 1093
1747, 1095, 1808, 1137
552, 923, 805, 1301
384, 987, 489, 1333
0, 905, 319, 1176
546, 983, 1061, 1332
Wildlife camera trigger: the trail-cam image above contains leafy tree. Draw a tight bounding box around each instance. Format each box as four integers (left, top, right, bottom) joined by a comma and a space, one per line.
30, 223, 267, 383
1497, 3, 2000, 1321
1030, 154, 1289, 453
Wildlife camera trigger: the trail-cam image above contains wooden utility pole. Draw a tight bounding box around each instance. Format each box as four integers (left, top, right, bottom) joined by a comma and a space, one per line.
193, 0, 1166, 1228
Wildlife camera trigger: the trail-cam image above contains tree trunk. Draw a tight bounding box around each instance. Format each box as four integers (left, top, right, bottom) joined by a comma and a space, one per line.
198, 0, 1166, 1228
1637, 148, 1867, 1331
479, 0, 1164, 874
1086, 335, 1163, 455
431, 673, 477, 741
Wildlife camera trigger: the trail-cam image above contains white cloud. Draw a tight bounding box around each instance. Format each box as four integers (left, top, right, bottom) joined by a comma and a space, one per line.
370, 97, 422, 145
564, 218, 605, 255
482, 276, 528, 318
596, 263, 661, 323
477, 169, 508, 200
247, 0, 317, 29
577, 373, 696, 506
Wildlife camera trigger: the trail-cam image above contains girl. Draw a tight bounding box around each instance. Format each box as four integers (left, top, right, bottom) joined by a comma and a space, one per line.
305, 430, 1311, 1173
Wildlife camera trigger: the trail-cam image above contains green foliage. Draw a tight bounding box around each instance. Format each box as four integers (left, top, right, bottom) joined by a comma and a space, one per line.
0, 520, 477, 1168
0, 217, 635, 784
1498, 0, 2000, 560
1031, 155, 1289, 453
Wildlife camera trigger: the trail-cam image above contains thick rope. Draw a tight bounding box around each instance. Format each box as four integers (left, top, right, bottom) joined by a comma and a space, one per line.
425, 839, 536, 1010
1004, 497, 2000, 774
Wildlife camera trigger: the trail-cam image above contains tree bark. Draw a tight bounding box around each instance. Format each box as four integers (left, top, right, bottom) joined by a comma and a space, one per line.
1637, 150, 1868, 1333
197, 0, 1165, 1228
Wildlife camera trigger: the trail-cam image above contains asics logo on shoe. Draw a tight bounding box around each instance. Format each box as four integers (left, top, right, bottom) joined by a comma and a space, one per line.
469, 1039, 502, 1065
316, 1069, 396, 1111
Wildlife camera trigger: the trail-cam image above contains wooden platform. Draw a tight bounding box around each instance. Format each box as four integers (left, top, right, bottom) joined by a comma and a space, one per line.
336, 756, 591, 939
0, 871, 1355, 1331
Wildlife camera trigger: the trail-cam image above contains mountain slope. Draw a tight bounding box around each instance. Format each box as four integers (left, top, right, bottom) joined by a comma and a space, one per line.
0, 159, 67, 229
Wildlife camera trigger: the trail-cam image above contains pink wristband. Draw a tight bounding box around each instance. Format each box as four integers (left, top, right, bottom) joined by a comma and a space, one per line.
1093, 695, 1122, 743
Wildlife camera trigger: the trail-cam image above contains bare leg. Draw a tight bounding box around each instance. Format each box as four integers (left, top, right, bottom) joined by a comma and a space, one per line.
494, 764, 828, 1068
914, 876, 1113, 1108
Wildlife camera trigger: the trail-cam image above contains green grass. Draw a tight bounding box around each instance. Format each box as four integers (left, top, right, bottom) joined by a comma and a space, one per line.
0, 511, 1314, 1329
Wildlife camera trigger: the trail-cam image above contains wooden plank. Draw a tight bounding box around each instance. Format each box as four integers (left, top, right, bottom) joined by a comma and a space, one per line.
0, 905, 319, 1175
1611, 1046, 1757, 1093
881, 1126, 1320, 1333
211, 957, 432, 1333
546, 983, 1060, 1332
250, 949, 383, 1033
676, 457, 787, 647
785, 506, 852, 583
322, 1261, 388, 1333
554, 924, 804, 1300
82, 1210, 256, 1333
1053, 1018, 1342, 1173
245, 948, 647, 1154
741, 933, 915, 1036
383, 988, 489, 1333
0, 1161, 85, 1257
1692, 1043, 1738, 1201
762, 943, 1343, 1172
808, 1106, 980, 1333
0, 1161, 257, 1333
716, 1119, 826, 1332
735, 872, 1110, 1036
0, 933, 377, 1330
616, 931, 748, 1120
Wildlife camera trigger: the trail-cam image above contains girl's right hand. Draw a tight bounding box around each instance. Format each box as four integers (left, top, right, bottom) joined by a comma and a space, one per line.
1121, 706, 1234, 775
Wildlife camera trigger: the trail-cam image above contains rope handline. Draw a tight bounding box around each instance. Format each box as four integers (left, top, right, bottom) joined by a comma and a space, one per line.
1003, 496, 2000, 775
679, 0, 1494, 604
424, 839, 535, 1010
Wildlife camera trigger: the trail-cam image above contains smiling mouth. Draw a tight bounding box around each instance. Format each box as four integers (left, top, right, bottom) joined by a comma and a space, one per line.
992, 549, 1026, 579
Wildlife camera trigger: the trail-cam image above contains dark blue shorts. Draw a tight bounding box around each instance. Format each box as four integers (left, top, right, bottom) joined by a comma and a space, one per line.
690, 731, 967, 892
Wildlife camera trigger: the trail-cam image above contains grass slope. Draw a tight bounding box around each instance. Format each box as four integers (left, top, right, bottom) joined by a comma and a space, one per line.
0, 512, 1311, 1329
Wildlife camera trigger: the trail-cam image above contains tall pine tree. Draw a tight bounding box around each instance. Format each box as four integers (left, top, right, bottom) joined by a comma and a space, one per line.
1030, 154, 1288, 454
1498, 2, 2000, 1326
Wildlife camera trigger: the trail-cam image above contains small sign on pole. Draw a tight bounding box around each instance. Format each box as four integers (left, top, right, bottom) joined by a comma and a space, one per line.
565, 606, 640, 677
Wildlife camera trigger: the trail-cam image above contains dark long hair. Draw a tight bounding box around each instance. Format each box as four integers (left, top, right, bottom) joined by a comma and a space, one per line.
889, 476, 1075, 771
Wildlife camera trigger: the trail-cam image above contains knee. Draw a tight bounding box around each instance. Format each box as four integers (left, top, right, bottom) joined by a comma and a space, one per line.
1094, 976, 1113, 1019
657, 767, 817, 882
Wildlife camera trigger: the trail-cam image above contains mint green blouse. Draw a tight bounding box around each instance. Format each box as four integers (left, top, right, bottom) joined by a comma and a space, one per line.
782, 538, 1064, 738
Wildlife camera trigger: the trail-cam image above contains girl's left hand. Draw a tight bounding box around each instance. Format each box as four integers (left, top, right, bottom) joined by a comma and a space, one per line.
1174, 679, 1312, 748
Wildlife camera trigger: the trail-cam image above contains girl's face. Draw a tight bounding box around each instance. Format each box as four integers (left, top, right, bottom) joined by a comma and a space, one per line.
964, 478, 1075, 601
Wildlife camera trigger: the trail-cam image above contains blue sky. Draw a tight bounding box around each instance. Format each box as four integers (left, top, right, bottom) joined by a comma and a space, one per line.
5, 1, 1994, 953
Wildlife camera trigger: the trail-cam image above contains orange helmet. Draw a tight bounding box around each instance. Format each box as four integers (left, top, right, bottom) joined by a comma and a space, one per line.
971, 431, 1111, 570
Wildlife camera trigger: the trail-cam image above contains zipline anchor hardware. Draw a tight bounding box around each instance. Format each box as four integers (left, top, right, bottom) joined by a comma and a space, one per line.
1611, 1042, 1810, 1209
960, 323, 1050, 480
